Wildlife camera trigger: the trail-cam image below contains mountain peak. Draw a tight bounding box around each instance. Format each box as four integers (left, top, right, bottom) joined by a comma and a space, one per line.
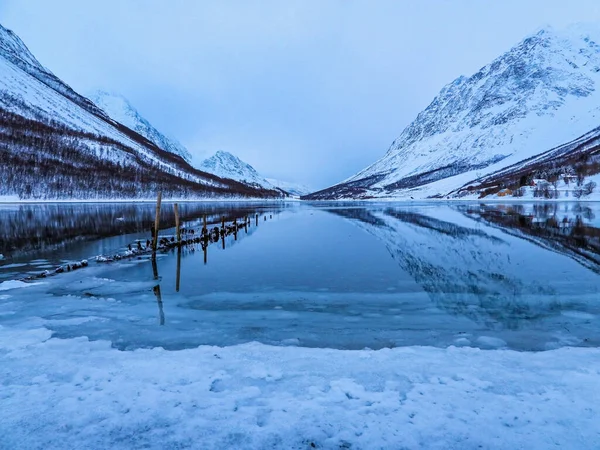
199, 151, 311, 196
0, 23, 45, 71
199, 151, 267, 187
88, 90, 193, 163
309, 23, 600, 200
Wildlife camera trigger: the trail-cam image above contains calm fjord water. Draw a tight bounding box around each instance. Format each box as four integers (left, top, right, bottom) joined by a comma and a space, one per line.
0, 202, 599, 351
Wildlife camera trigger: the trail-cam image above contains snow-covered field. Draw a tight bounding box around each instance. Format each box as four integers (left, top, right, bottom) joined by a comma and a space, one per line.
1, 316, 599, 449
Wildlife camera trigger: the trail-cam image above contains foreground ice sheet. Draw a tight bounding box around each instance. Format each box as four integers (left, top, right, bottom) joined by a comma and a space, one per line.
1, 325, 599, 449
2, 203, 600, 448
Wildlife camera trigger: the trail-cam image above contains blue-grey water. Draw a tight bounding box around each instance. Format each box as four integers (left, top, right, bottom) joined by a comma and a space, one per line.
0, 202, 599, 352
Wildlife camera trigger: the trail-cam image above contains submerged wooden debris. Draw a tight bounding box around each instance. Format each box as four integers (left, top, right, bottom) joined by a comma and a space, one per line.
12, 208, 271, 284
20, 259, 89, 282
94, 215, 253, 263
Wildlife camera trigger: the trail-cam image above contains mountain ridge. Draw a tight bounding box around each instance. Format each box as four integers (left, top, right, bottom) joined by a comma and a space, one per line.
198, 150, 311, 197
88, 90, 193, 163
306, 24, 600, 200
0, 23, 280, 200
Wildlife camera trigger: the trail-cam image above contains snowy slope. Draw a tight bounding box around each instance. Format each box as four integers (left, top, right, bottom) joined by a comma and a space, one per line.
265, 178, 312, 197
199, 151, 274, 189
308, 24, 600, 200
88, 90, 193, 163
199, 151, 309, 196
0, 24, 108, 119
0, 23, 278, 199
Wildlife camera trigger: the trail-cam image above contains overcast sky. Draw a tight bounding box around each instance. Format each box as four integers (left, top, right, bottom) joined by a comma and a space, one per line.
2, 1, 600, 188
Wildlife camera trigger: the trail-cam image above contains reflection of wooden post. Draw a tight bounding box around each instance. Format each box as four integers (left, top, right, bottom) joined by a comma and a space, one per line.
222, 234, 225, 249
203, 214, 207, 234
234, 218, 237, 240
174, 203, 180, 244
176, 246, 181, 292
152, 254, 159, 279
152, 192, 162, 256
203, 245, 207, 264
255, 214, 258, 226
153, 285, 165, 326
151, 256, 164, 325
244, 216, 248, 233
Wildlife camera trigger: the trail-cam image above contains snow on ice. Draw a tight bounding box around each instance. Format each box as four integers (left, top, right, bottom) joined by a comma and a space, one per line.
0, 323, 599, 449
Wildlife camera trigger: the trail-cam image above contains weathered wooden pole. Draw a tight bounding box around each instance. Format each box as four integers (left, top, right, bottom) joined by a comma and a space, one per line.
221, 215, 225, 229
203, 214, 207, 234
255, 213, 258, 226
234, 217, 238, 241
152, 191, 162, 257
244, 216, 248, 233
174, 203, 181, 245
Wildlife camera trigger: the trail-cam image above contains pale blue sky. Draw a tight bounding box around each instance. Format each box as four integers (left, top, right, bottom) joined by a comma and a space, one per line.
2, 0, 600, 188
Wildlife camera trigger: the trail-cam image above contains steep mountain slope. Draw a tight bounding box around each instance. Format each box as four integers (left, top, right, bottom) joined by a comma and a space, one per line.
198, 150, 309, 197
0, 24, 279, 200
88, 90, 192, 163
306, 24, 600, 200
199, 151, 273, 189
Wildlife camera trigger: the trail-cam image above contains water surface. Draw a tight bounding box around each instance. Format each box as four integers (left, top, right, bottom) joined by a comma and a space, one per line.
1, 201, 599, 351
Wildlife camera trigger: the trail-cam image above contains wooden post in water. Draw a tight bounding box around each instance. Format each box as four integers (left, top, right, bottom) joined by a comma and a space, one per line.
174, 203, 181, 245
203, 245, 207, 264
234, 217, 238, 241
255, 214, 258, 226
203, 214, 207, 234
244, 216, 248, 233
152, 191, 162, 257
221, 216, 225, 229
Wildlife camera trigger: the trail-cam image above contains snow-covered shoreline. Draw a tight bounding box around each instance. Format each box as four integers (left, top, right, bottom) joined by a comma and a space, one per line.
0, 323, 598, 449
0, 197, 297, 204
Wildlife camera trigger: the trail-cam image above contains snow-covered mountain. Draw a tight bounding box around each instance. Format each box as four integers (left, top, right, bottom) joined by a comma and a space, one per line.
88, 90, 192, 163
199, 151, 272, 189
199, 150, 310, 197
265, 178, 312, 197
307, 24, 600, 200
0, 23, 278, 200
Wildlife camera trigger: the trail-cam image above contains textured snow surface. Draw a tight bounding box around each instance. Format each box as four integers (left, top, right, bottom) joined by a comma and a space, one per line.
88, 90, 193, 162
330, 24, 600, 199
0, 324, 599, 450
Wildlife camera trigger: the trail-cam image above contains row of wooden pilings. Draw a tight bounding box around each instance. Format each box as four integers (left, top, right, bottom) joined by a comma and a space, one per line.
150, 192, 274, 325
150, 192, 267, 260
